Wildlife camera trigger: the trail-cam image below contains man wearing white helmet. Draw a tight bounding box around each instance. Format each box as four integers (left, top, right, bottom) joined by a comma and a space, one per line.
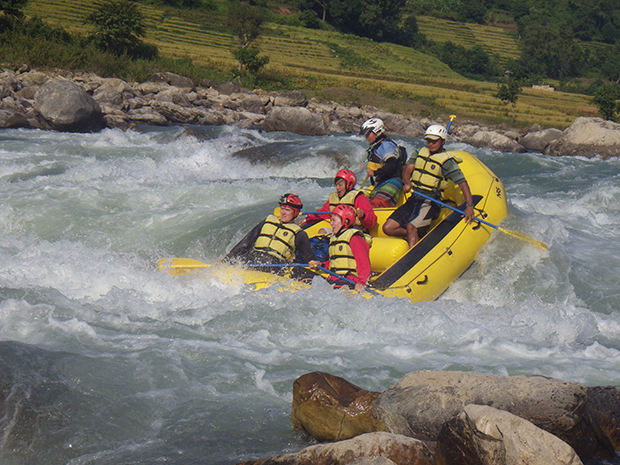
359, 117, 404, 208
383, 124, 475, 248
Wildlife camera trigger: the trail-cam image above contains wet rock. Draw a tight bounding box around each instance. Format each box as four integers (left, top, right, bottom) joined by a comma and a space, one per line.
544, 117, 620, 159
236, 432, 434, 465
292, 372, 380, 442
436, 404, 583, 465
0, 109, 30, 129
587, 386, 620, 450
34, 79, 105, 132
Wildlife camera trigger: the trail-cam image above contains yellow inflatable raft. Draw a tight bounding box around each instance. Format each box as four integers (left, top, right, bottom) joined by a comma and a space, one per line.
159, 150, 509, 302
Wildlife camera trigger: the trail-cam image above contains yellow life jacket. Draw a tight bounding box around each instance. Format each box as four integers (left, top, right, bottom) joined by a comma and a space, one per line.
409, 147, 463, 196
328, 190, 363, 227
252, 214, 301, 263
328, 228, 372, 277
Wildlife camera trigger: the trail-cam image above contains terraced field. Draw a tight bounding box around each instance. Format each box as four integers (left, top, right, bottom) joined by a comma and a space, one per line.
21, 0, 597, 128
417, 16, 520, 65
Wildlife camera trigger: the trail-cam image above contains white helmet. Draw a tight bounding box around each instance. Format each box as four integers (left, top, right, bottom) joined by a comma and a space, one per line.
359, 117, 385, 137
424, 124, 448, 141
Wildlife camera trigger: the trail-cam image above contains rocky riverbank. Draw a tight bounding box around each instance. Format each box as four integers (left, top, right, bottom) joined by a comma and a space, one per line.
1, 66, 620, 159
238, 370, 620, 465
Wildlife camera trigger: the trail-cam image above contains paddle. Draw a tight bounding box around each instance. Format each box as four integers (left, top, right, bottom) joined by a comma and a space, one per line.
411, 189, 548, 250
313, 265, 381, 296
446, 114, 457, 132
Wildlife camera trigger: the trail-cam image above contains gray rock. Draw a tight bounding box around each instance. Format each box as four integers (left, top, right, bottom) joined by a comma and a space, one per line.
544, 117, 620, 159
151, 71, 194, 90
264, 106, 329, 136
436, 405, 583, 465
464, 130, 526, 152
274, 90, 307, 107
34, 79, 105, 132
369, 370, 608, 458
0, 110, 30, 129
235, 432, 434, 465
520, 128, 564, 152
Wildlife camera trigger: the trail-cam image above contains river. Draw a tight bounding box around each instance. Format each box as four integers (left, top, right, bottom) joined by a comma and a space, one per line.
1, 124, 619, 464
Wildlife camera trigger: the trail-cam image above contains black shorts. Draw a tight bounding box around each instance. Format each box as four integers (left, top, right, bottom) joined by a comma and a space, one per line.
388, 197, 439, 229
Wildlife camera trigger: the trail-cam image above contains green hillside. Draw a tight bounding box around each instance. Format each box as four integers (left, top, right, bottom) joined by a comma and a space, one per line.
21, 0, 598, 129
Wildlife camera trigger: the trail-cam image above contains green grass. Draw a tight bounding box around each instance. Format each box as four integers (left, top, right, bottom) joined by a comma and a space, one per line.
21, 0, 598, 129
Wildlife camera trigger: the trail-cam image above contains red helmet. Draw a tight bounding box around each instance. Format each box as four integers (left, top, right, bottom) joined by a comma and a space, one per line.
334, 169, 356, 191
279, 193, 303, 213
331, 205, 356, 229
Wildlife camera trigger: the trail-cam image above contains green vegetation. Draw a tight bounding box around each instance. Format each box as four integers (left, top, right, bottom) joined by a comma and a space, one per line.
4, 0, 616, 128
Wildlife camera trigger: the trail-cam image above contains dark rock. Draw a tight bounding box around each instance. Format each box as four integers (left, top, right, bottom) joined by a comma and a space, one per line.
587, 386, 620, 451
34, 79, 105, 132
292, 371, 380, 442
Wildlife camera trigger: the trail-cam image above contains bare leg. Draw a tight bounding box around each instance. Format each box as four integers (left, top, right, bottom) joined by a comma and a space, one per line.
383, 219, 407, 237
406, 223, 420, 248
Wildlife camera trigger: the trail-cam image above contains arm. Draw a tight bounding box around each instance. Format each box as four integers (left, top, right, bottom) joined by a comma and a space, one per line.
349, 235, 371, 291
300, 199, 331, 225
402, 163, 415, 192
354, 194, 377, 230
295, 230, 316, 264
223, 221, 264, 262
458, 181, 475, 223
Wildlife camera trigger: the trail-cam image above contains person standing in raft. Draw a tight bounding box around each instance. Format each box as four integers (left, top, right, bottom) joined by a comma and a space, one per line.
221, 194, 315, 278
300, 168, 376, 232
359, 117, 405, 208
309, 205, 372, 293
383, 124, 475, 248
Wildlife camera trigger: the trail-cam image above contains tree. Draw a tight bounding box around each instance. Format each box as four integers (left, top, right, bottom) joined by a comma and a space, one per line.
592, 83, 620, 121
227, 1, 270, 79
313, 0, 329, 22
227, 1, 266, 49
495, 72, 522, 122
85, 0, 155, 59
0, 0, 27, 17
329, 0, 407, 43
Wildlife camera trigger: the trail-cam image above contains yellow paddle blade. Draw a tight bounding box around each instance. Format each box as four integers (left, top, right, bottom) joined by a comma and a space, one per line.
497, 227, 548, 250
158, 257, 210, 275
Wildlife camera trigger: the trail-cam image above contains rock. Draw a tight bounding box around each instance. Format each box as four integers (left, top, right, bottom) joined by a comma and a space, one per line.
520, 128, 564, 152
436, 404, 583, 465
151, 71, 194, 90
544, 117, 620, 159
126, 108, 169, 126
236, 432, 434, 465
0, 110, 30, 129
292, 372, 380, 442
274, 90, 308, 107
587, 386, 620, 450
464, 130, 527, 152
34, 79, 105, 132
215, 81, 249, 95
369, 370, 610, 458
264, 106, 329, 136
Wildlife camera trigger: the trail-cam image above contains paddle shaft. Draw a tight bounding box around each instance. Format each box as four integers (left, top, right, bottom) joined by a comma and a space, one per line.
411, 190, 547, 249
411, 190, 498, 230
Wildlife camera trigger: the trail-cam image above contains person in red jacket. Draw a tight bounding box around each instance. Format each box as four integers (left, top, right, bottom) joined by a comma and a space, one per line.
309, 205, 372, 293
300, 168, 376, 232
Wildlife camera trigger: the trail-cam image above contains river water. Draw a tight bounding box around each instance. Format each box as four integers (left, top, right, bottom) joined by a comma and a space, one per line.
1, 125, 619, 464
